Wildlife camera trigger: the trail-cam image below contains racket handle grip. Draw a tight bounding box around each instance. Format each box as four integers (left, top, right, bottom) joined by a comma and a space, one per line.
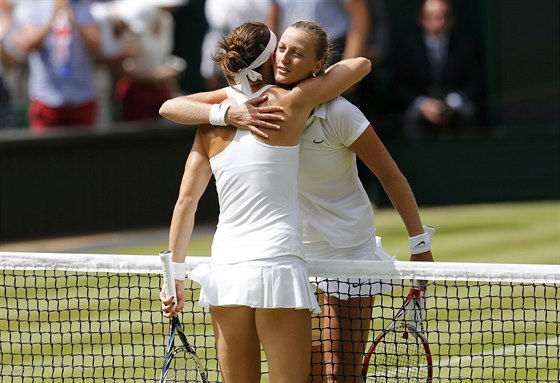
159, 250, 177, 310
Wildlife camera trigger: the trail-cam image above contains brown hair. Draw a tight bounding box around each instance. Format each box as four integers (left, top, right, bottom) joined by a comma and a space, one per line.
213, 21, 271, 84
289, 21, 331, 75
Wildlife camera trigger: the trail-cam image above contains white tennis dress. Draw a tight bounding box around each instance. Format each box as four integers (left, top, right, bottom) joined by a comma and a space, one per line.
189, 85, 320, 313
299, 97, 396, 299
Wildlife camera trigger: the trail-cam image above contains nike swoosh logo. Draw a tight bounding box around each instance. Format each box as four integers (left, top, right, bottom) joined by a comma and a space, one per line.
414, 241, 426, 248
351, 283, 363, 288
313, 139, 324, 144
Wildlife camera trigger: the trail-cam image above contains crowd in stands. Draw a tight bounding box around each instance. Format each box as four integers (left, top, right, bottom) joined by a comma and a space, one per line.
0, 0, 483, 139
0, 0, 187, 131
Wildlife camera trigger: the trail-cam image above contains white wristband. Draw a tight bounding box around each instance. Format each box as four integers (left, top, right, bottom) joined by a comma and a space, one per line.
209, 104, 230, 126
409, 232, 431, 255
172, 262, 186, 280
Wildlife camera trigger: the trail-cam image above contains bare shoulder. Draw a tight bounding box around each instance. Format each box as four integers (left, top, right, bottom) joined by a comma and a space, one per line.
266, 86, 306, 112
263, 86, 289, 104
257, 86, 312, 144
199, 125, 236, 158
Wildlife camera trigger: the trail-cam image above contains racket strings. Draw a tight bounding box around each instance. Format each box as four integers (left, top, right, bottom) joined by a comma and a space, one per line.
366, 328, 429, 382
164, 348, 205, 382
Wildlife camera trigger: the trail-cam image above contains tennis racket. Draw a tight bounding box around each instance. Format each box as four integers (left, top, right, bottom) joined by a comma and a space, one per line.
361, 284, 433, 382
159, 251, 208, 383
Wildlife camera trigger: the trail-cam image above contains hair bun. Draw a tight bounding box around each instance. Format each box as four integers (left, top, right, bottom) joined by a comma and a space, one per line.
213, 21, 271, 84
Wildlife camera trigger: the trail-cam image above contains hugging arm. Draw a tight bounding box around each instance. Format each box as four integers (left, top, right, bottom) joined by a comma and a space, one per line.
159, 89, 284, 138
296, 57, 371, 108
159, 89, 229, 125
161, 130, 212, 317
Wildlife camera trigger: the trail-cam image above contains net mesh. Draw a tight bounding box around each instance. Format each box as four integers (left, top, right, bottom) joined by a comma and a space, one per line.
1, 252, 558, 383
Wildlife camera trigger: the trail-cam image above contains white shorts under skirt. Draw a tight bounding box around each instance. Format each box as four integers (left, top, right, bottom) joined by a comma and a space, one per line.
305, 236, 397, 300
188, 256, 320, 314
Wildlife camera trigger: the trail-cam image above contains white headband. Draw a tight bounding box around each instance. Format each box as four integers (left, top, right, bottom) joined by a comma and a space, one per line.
233, 29, 277, 95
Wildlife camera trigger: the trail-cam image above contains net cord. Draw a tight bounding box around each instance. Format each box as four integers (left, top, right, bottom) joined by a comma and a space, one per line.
1, 252, 558, 283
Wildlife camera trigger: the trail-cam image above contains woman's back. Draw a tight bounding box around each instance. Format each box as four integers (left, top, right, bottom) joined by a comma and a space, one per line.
209, 127, 303, 265
201, 84, 305, 154
200, 83, 305, 265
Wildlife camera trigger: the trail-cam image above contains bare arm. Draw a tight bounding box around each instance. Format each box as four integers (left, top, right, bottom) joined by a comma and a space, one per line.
266, 3, 281, 37
296, 57, 371, 108
162, 130, 212, 317
64, 1, 101, 58
74, 23, 101, 58
16, 0, 62, 54
168, 131, 212, 264
159, 89, 285, 138
343, 0, 370, 59
0, 41, 18, 69
159, 89, 229, 125
17, 24, 52, 54
349, 126, 434, 263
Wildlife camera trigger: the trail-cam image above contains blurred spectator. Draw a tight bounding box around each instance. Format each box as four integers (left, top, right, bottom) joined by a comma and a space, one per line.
15, 0, 101, 132
354, 0, 391, 126
201, 0, 270, 90
2, 1, 30, 129
363, 0, 390, 64
393, 0, 483, 139
0, 0, 17, 129
112, 0, 187, 122
90, 0, 142, 125
267, 0, 370, 64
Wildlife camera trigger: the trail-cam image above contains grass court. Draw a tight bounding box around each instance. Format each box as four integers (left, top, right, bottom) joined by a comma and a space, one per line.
1, 201, 558, 382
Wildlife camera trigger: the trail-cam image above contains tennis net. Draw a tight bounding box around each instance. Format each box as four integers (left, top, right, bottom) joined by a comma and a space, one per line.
0, 251, 558, 382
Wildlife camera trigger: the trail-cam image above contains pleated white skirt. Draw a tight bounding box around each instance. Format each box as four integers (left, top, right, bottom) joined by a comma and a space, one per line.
189, 256, 320, 313
305, 236, 397, 299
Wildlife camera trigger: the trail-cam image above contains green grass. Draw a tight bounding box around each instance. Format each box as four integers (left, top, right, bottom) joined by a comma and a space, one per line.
92, 200, 558, 382
374, 200, 559, 264
98, 200, 560, 266
1, 201, 558, 382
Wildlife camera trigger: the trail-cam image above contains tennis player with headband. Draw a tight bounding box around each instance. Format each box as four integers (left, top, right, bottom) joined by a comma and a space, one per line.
159, 21, 370, 383
160, 20, 433, 383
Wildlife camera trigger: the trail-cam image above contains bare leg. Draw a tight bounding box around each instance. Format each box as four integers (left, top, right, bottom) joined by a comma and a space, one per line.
256, 308, 312, 383
310, 305, 324, 383
210, 305, 261, 383
322, 295, 374, 383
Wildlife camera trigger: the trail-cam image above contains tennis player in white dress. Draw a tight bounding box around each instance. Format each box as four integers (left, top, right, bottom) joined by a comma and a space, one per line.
160, 21, 371, 383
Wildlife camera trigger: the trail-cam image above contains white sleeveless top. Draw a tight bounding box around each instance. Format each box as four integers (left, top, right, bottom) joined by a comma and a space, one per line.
209, 85, 304, 265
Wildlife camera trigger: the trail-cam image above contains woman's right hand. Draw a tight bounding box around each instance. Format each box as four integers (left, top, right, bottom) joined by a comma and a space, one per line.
226, 94, 285, 138
160, 279, 185, 318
